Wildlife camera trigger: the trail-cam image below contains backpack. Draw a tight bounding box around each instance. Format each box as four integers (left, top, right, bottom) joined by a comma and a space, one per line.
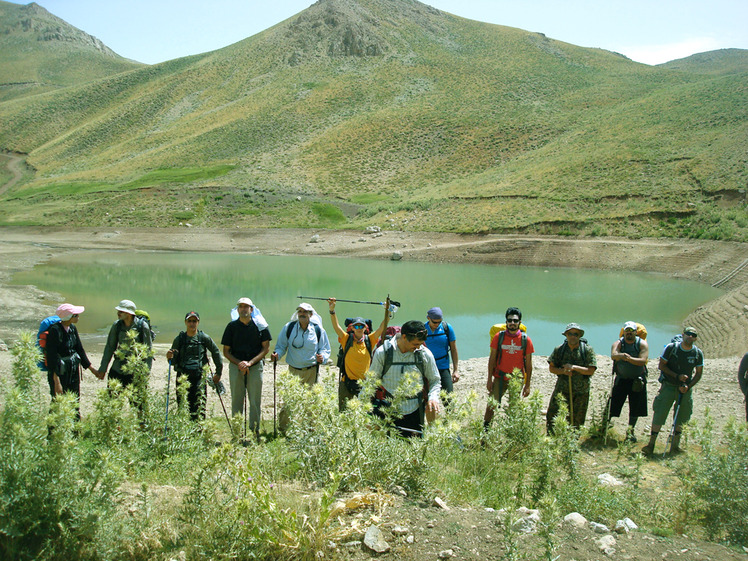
426, 322, 453, 363
612, 335, 647, 378
336, 318, 374, 373
285, 320, 322, 342
554, 338, 589, 368
376, 325, 401, 349
489, 322, 527, 342
618, 323, 647, 340
117, 311, 155, 343
135, 309, 156, 341
37, 315, 61, 371
374, 339, 427, 405
175, 330, 210, 372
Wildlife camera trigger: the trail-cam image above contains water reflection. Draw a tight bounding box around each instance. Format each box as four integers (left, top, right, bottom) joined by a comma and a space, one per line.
12, 251, 721, 359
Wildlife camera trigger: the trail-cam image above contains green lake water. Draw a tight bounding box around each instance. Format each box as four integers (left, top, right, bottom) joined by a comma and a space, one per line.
11, 251, 722, 359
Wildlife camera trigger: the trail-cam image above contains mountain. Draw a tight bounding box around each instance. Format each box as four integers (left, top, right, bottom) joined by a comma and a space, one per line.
659, 48, 748, 76
0, 0, 745, 241
0, 0, 143, 102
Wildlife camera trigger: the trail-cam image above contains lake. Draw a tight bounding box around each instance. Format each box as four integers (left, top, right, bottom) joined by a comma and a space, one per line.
11, 251, 722, 359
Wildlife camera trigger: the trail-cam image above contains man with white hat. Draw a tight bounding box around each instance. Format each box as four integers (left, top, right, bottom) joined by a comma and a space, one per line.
608, 321, 649, 442
546, 322, 597, 433
99, 299, 153, 389
221, 297, 272, 437
45, 303, 102, 418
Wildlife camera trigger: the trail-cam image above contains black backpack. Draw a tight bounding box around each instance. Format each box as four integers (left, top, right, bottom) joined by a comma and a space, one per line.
373, 340, 427, 406
426, 322, 453, 363
285, 320, 322, 341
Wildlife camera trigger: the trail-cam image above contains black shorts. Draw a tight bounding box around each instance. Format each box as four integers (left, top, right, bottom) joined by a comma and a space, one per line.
609, 377, 648, 418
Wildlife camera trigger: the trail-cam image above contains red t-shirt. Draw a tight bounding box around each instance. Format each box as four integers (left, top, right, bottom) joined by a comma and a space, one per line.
491, 330, 534, 377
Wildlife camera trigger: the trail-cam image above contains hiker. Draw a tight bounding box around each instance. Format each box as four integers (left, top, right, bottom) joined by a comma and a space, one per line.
423, 307, 459, 398
546, 323, 597, 432
45, 303, 101, 418
484, 307, 534, 428
166, 311, 223, 421
327, 296, 391, 411
272, 302, 330, 432
221, 298, 272, 437
642, 327, 704, 456
368, 320, 442, 437
272, 302, 331, 385
740, 351, 748, 423
99, 299, 153, 389
609, 321, 649, 442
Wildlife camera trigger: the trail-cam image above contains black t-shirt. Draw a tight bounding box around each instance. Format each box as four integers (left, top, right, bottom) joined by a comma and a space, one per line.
221, 319, 272, 361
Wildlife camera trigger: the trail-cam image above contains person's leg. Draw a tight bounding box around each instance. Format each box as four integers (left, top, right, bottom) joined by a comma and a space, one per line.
572, 392, 589, 428
484, 377, 505, 428
546, 388, 561, 435
643, 384, 676, 455
669, 390, 693, 453
228, 362, 244, 417
247, 362, 263, 434
338, 374, 356, 412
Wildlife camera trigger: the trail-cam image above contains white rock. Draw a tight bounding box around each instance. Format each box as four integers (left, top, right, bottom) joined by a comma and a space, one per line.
598, 473, 624, 486
615, 518, 638, 533
391, 251, 403, 261
391, 525, 409, 536
438, 549, 455, 559
296, 196, 302, 201
596, 534, 617, 552
364, 226, 381, 234
406, 535, 415, 544
484, 507, 495, 513
590, 521, 611, 534
563, 512, 587, 528
363, 525, 390, 553
511, 517, 538, 534
433, 497, 450, 510
309, 234, 320, 243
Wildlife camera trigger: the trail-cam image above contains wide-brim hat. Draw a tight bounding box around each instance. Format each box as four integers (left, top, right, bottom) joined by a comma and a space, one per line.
115, 299, 137, 315
562, 322, 584, 337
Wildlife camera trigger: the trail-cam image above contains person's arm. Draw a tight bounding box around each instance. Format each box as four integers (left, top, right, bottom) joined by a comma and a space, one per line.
686, 365, 703, 392
487, 346, 498, 393
98, 323, 119, 374
205, 334, 223, 379
547, 347, 567, 376
739, 353, 748, 395
371, 297, 391, 341
316, 328, 331, 364
611, 339, 624, 361
523, 352, 533, 397
658, 345, 682, 384
272, 323, 289, 361
249, 334, 271, 367
327, 298, 346, 339
46, 326, 63, 395
449, 340, 459, 381
424, 353, 442, 414
166, 334, 181, 362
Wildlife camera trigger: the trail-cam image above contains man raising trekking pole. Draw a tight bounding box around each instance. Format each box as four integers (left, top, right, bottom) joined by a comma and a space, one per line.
642, 327, 703, 456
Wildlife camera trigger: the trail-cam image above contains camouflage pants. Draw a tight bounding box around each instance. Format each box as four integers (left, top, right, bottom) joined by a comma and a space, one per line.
546, 388, 590, 433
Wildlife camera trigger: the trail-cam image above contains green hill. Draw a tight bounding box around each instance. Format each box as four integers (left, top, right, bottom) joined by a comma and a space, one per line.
0, 0, 745, 240
0, 0, 143, 102
659, 48, 748, 76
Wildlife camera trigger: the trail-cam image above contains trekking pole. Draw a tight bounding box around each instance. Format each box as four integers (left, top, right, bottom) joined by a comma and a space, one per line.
298, 295, 401, 309
567, 372, 574, 427
164, 360, 172, 435
243, 369, 248, 442
211, 378, 234, 437
603, 366, 616, 445
273, 355, 278, 439
663, 391, 684, 458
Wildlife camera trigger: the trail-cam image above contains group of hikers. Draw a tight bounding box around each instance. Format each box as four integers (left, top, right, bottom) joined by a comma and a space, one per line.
39, 296, 746, 456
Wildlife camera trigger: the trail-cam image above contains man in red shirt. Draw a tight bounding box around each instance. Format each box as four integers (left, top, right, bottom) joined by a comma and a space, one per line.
483, 307, 534, 428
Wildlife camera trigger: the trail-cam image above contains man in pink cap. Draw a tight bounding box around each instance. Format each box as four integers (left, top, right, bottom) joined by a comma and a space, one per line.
45, 303, 102, 418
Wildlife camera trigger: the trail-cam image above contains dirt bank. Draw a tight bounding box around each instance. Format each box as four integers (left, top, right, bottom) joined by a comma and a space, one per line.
0, 227, 746, 357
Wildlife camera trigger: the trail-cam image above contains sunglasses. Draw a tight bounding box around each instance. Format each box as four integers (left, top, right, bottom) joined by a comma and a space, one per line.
567, 332, 582, 337
187, 318, 199, 323
352, 324, 366, 329
684, 331, 697, 338
506, 318, 520, 324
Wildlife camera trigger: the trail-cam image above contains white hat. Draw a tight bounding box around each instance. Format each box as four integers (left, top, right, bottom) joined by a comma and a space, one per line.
115, 300, 137, 315
237, 297, 254, 307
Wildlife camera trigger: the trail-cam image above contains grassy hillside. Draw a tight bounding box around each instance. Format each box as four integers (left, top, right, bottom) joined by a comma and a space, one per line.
0, 0, 143, 102
0, 0, 746, 240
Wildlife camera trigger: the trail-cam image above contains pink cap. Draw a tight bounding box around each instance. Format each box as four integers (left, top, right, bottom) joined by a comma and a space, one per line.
56, 303, 85, 321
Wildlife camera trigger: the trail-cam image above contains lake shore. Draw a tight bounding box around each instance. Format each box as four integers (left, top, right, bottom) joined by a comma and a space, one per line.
0, 226, 746, 357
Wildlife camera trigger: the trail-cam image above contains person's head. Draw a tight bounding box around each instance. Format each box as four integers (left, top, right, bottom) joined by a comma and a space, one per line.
562, 323, 584, 347
350, 317, 369, 335
622, 321, 637, 342
426, 307, 443, 328
682, 326, 698, 346
296, 303, 314, 324
399, 320, 428, 352
185, 311, 200, 330
505, 307, 522, 332
237, 297, 254, 319
115, 299, 136, 323
56, 303, 84, 324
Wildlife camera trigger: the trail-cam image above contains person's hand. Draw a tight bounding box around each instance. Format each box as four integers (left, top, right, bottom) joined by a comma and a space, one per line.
271, 352, 279, 362
426, 399, 441, 414
679, 384, 689, 394
486, 378, 493, 393
166, 349, 176, 360
452, 369, 460, 383
97, 369, 106, 380
563, 364, 574, 375
315, 353, 324, 364
238, 360, 250, 374
522, 383, 531, 398
212, 374, 221, 385
678, 374, 688, 383
327, 297, 336, 313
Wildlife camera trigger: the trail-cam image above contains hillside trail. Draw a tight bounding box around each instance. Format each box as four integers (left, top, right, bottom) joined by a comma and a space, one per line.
0, 152, 25, 196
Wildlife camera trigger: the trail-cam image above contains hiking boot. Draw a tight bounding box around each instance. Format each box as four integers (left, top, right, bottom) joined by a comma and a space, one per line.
670, 446, 684, 455
625, 430, 637, 443
641, 443, 655, 456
